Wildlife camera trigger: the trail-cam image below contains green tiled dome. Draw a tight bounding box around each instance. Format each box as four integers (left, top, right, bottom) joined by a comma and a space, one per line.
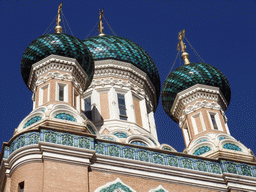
21, 33, 94, 91
161, 62, 231, 122
83, 35, 161, 104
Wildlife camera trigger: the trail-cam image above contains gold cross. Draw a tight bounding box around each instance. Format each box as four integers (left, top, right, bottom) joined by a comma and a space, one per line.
177, 29, 186, 53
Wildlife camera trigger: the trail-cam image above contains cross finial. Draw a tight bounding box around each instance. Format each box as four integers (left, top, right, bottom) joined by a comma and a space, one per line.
55, 2, 63, 33
177, 29, 186, 53
177, 29, 190, 65
98, 9, 105, 36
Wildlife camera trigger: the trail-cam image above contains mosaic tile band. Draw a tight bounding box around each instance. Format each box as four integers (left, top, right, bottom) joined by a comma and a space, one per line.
3, 130, 256, 178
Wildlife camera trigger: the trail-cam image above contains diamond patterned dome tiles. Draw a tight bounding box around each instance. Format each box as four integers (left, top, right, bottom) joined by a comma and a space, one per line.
83, 35, 161, 104
21, 33, 94, 91
161, 62, 231, 122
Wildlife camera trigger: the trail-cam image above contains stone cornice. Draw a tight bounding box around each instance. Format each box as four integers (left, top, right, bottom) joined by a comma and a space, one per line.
171, 84, 228, 122
28, 55, 88, 92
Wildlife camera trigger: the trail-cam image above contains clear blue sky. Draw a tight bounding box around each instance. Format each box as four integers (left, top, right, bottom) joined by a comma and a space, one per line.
0, 0, 255, 153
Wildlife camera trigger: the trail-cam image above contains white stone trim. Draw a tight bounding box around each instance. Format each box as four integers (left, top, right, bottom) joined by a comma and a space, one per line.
36, 71, 83, 94
219, 139, 249, 154
38, 83, 49, 106
182, 122, 191, 147
94, 178, 136, 192
17, 111, 46, 132
126, 135, 155, 147
189, 141, 216, 156
108, 87, 119, 120
92, 60, 157, 111
160, 144, 177, 152
29, 55, 88, 93
191, 112, 206, 135
172, 84, 228, 123
140, 97, 150, 132
73, 87, 80, 111
191, 135, 212, 147
148, 111, 157, 138
126, 90, 136, 123
100, 134, 120, 142
179, 100, 227, 128
49, 104, 85, 124
225, 123, 230, 135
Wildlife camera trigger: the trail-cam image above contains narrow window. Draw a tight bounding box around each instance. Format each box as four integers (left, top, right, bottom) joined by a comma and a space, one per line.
210, 114, 218, 130
84, 97, 92, 120
59, 85, 64, 101
18, 181, 24, 192
117, 94, 127, 120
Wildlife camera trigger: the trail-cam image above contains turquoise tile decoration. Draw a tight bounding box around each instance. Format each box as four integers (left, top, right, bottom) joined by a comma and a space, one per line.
223, 143, 242, 151
54, 113, 76, 122
83, 35, 161, 106
193, 146, 211, 156
195, 160, 207, 172
23, 116, 42, 128
114, 132, 128, 138
100, 182, 133, 192
102, 136, 116, 141
196, 139, 208, 144
161, 62, 231, 122
3, 130, 256, 178
21, 33, 94, 91
154, 189, 166, 192
219, 136, 226, 141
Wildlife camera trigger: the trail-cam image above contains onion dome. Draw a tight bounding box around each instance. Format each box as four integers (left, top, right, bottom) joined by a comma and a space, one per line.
161, 62, 231, 122
21, 33, 94, 91
83, 35, 161, 104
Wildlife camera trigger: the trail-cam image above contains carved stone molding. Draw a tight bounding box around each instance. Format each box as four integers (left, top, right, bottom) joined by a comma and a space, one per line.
179, 100, 227, 128
28, 55, 88, 92
92, 60, 157, 111
171, 84, 228, 123
36, 71, 83, 94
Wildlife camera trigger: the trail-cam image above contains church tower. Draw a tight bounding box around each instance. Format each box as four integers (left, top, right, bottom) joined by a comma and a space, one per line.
161, 29, 254, 162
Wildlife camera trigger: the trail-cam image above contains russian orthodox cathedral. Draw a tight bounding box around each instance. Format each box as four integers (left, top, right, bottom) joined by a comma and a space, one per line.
0, 4, 256, 192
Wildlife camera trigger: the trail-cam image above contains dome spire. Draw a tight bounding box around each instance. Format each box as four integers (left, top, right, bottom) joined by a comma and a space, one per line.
177, 29, 190, 65
98, 9, 105, 36
55, 2, 63, 33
